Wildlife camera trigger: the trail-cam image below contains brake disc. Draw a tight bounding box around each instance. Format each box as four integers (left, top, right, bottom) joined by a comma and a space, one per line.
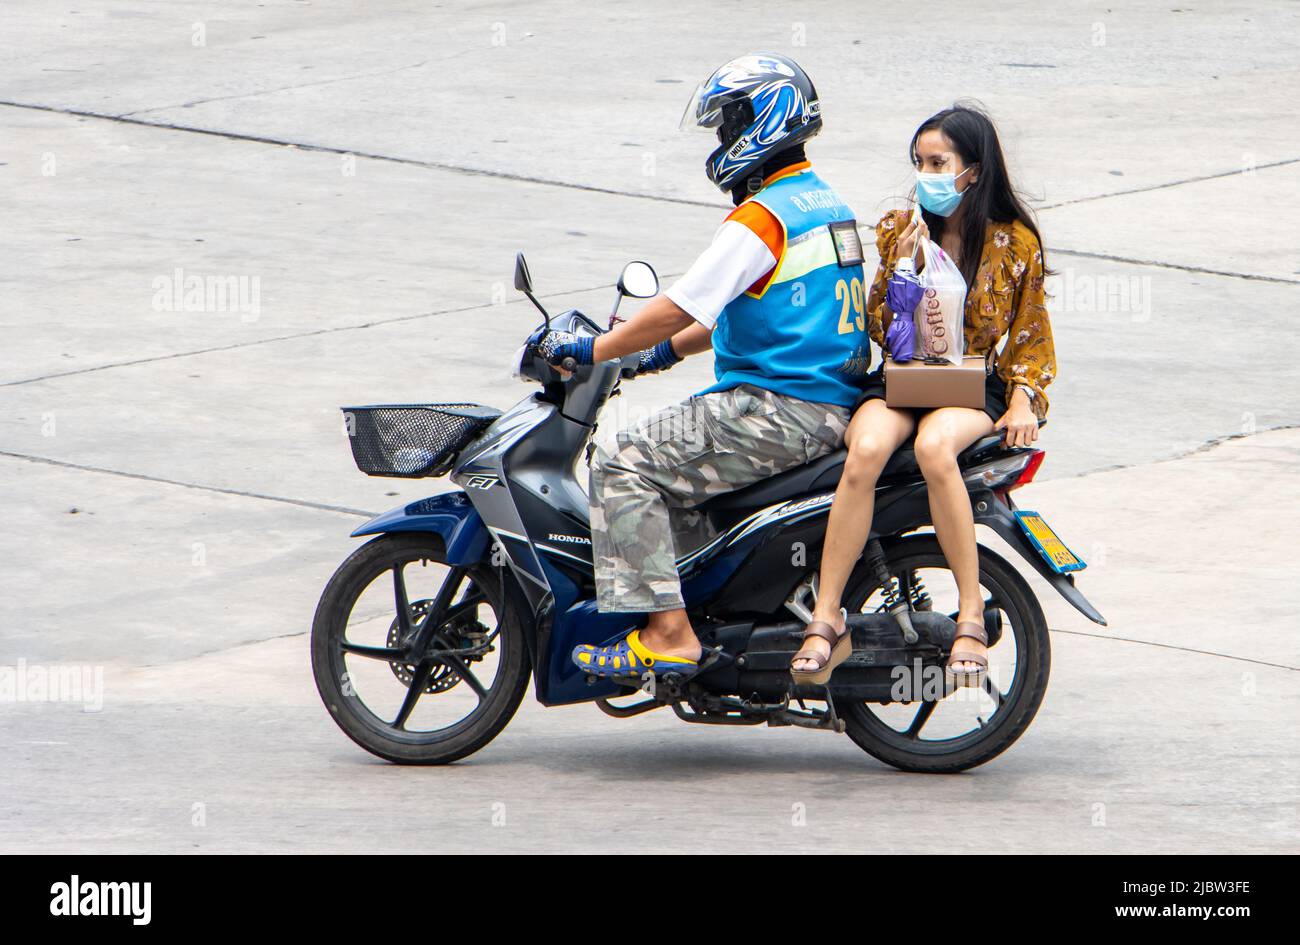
385, 598, 491, 694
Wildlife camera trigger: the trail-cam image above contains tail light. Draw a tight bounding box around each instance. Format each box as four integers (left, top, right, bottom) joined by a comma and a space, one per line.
1010, 449, 1045, 491
963, 449, 1045, 492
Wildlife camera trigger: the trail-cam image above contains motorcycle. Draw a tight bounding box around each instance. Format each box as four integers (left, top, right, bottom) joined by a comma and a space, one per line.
311, 254, 1106, 773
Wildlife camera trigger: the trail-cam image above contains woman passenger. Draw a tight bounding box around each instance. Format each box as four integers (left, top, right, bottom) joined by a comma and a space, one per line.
790, 103, 1056, 687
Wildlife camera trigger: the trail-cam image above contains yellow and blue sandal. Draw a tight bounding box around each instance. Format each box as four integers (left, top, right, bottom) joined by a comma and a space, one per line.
571, 630, 701, 680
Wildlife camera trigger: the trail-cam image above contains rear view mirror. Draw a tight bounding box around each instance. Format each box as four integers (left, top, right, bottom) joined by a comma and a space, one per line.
617, 261, 659, 299
513, 252, 549, 323
513, 253, 533, 293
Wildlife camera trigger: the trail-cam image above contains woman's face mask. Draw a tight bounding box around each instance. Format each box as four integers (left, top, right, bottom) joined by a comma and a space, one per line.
916, 165, 972, 217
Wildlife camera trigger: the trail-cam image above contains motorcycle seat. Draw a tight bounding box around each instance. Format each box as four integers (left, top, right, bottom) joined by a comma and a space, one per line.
698, 433, 1009, 516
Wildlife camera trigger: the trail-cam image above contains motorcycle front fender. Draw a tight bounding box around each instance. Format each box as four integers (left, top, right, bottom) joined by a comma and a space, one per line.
350, 490, 490, 565
973, 490, 1108, 626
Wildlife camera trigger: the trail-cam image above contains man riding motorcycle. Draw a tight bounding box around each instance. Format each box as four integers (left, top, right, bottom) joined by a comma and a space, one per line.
535, 53, 873, 680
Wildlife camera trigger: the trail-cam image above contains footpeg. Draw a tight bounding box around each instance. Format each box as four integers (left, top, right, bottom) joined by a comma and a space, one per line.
772, 687, 845, 733
694, 643, 730, 676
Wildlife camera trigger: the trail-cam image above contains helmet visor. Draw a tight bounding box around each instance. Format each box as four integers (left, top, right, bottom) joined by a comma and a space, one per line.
681, 75, 754, 135
678, 80, 726, 133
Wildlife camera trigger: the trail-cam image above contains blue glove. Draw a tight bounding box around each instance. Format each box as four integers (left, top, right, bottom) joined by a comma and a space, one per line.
535, 329, 594, 367
633, 339, 681, 376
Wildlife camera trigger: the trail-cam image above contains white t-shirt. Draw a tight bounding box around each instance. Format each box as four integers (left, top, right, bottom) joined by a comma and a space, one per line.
664, 208, 782, 330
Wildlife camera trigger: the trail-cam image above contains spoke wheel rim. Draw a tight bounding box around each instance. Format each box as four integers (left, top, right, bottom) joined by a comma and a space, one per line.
330, 554, 509, 745
843, 555, 1032, 757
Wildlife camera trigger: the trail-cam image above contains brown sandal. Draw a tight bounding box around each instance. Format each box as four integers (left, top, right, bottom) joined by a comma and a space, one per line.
790, 608, 853, 686
946, 621, 989, 688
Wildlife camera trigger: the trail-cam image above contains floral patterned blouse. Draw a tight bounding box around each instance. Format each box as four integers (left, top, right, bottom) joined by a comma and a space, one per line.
867, 208, 1056, 419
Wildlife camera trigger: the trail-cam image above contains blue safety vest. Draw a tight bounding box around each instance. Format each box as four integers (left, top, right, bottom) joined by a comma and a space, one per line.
700, 165, 871, 407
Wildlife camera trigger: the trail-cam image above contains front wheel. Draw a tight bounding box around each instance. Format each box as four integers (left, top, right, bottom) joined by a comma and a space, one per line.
311, 534, 530, 764
837, 534, 1050, 773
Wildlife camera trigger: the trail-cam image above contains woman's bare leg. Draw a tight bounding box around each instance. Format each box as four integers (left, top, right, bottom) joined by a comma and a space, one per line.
793, 399, 915, 672
913, 407, 997, 672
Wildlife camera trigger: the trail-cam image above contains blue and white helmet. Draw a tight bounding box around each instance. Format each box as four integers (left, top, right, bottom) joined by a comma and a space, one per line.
679, 52, 822, 193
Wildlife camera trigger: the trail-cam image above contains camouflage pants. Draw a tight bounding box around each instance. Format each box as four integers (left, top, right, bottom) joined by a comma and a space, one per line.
589, 383, 851, 613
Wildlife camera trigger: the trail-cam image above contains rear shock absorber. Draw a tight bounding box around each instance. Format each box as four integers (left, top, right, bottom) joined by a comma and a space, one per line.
908, 572, 933, 611
865, 539, 918, 644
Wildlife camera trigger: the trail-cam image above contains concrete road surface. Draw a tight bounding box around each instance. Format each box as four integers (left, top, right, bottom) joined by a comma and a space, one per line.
1, 1, 1297, 854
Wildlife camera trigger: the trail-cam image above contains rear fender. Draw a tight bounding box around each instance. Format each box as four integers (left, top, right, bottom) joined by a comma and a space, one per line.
972, 490, 1108, 626
350, 491, 490, 565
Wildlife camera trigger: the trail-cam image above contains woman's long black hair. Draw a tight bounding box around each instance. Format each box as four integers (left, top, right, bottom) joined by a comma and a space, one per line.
910, 102, 1052, 288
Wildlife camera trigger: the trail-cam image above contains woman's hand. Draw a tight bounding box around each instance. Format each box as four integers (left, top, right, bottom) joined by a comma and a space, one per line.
897, 214, 930, 262
995, 390, 1039, 447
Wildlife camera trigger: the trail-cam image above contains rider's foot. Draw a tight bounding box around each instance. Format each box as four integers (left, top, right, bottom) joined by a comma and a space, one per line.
949, 638, 988, 673
791, 606, 847, 674
945, 616, 990, 687
949, 611, 988, 674
571, 628, 702, 679
637, 625, 702, 663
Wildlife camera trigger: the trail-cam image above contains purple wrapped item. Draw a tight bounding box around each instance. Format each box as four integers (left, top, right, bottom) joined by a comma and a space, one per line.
884, 271, 922, 361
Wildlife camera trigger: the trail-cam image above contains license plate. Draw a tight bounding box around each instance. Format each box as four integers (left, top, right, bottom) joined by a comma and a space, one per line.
1015, 511, 1086, 573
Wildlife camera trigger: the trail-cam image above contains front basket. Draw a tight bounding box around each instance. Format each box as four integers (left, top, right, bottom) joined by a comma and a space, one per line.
341, 403, 501, 478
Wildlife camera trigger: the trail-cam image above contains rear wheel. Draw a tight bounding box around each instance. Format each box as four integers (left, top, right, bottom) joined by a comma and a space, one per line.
837, 534, 1050, 773
311, 534, 530, 764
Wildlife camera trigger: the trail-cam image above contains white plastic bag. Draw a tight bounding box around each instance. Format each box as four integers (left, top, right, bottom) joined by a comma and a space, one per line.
912, 235, 967, 365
